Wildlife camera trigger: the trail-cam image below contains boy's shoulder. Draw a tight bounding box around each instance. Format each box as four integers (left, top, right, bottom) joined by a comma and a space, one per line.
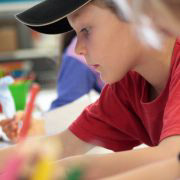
171, 38, 180, 72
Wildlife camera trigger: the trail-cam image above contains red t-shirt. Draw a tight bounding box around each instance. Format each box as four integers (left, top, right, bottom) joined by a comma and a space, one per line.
69, 39, 180, 152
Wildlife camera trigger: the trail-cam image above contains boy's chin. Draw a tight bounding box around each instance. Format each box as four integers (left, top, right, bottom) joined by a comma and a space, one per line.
101, 75, 120, 85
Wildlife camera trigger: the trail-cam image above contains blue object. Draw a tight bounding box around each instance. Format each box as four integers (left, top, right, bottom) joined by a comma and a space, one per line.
11, 69, 27, 78
50, 54, 103, 110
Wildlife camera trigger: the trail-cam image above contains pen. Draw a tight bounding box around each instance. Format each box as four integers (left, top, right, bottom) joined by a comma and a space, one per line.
18, 83, 40, 142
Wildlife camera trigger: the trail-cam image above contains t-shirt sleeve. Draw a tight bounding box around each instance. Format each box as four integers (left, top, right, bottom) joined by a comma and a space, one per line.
161, 57, 180, 141
69, 83, 141, 152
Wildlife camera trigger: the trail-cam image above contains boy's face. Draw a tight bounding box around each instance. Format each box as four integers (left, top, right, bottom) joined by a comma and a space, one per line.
68, 3, 143, 84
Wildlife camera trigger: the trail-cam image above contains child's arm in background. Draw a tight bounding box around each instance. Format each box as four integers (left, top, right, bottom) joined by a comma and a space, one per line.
57, 135, 180, 179
101, 155, 180, 180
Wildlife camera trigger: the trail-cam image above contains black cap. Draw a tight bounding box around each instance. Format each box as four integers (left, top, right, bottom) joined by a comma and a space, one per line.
15, 0, 92, 34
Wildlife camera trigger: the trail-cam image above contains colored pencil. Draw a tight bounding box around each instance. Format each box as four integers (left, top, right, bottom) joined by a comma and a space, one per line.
18, 83, 40, 141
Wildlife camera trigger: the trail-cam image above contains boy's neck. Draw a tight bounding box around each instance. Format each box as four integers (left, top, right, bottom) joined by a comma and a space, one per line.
136, 37, 176, 97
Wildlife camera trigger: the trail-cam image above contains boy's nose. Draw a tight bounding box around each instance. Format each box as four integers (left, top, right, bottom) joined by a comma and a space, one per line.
75, 38, 87, 56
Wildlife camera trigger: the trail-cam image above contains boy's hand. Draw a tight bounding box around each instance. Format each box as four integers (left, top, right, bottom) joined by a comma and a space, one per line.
0, 111, 24, 142
0, 111, 45, 142
0, 118, 19, 141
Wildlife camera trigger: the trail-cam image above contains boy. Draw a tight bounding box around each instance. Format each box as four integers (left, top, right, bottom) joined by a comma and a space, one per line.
0, 0, 180, 179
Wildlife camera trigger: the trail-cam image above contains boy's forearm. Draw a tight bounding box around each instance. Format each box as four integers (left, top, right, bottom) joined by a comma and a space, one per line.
83, 137, 180, 179
85, 146, 173, 179
58, 142, 179, 179
45, 129, 94, 159
101, 156, 180, 180
0, 128, 92, 172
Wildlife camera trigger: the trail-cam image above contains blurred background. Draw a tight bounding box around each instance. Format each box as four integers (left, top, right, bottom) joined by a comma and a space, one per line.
0, 0, 67, 112
0, 1, 102, 142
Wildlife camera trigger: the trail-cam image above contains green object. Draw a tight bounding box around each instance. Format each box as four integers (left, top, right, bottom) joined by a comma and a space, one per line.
65, 167, 84, 180
9, 81, 31, 111
0, 70, 4, 78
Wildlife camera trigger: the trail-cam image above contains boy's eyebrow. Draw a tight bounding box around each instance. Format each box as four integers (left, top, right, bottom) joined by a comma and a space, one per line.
70, 10, 83, 24
68, 11, 84, 29
71, 11, 81, 21
69, 3, 90, 24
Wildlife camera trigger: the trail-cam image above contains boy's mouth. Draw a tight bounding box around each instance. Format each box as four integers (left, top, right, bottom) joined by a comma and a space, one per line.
91, 64, 100, 69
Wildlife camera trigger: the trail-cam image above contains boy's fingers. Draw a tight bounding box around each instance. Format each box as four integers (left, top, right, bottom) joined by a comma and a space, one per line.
0, 118, 19, 130
3, 123, 18, 133
0, 111, 25, 127
0, 119, 14, 126
11, 122, 18, 130
2, 122, 18, 133
15, 111, 25, 122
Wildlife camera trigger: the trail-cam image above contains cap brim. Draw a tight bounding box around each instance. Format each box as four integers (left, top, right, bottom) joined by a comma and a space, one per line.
15, 0, 92, 34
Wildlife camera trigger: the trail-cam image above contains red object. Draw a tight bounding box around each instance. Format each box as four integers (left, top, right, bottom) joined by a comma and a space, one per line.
18, 84, 40, 141
69, 39, 180, 151
0, 104, 2, 113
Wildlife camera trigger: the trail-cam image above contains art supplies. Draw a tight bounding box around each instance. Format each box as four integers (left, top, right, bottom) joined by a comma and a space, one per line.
18, 83, 40, 141
9, 80, 31, 111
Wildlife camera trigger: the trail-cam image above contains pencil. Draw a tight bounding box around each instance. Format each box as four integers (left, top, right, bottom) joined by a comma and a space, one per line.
18, 83, 40, 141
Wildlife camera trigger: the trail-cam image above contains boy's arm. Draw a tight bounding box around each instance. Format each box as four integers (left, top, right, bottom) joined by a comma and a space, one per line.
58, 135, 180, 179
101, 156, 180, 180
48, 129, 94, 158
0, 129, 94, 170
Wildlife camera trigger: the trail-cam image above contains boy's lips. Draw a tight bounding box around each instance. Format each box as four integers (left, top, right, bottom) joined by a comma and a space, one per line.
91, 64, 100, 69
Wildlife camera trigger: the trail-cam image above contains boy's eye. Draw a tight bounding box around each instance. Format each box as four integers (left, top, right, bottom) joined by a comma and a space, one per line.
80, 27, 90, 34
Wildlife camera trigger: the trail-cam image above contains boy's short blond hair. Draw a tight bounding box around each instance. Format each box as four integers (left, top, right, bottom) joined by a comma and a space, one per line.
164, 0, 180, 19
93, 0, 180, 23
92, 0, 128, 22
92, 0, 117, 12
